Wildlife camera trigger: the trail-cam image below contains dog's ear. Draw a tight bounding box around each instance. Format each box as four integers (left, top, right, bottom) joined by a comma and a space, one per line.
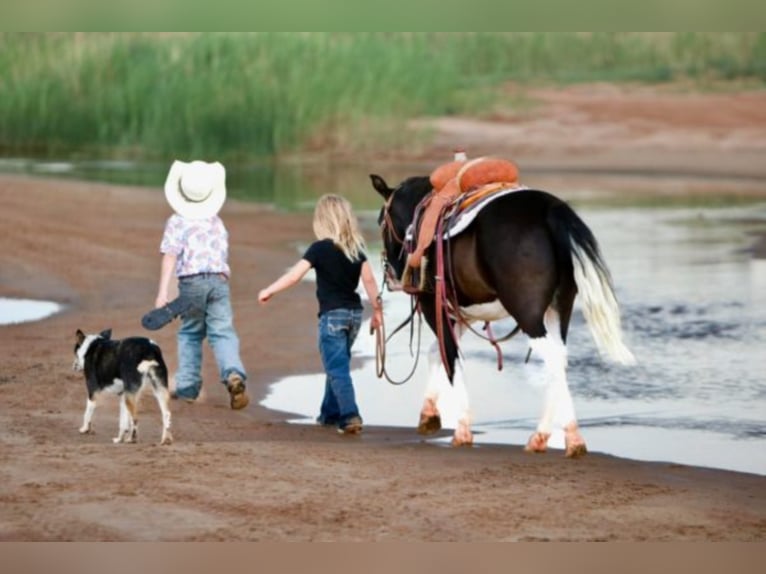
76, 329, 85, 345
99, 329, 112, 340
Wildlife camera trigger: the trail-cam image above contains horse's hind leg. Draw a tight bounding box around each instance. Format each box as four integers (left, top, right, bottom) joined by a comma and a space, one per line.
525, 307, 587, 458
449, 358, 473, 447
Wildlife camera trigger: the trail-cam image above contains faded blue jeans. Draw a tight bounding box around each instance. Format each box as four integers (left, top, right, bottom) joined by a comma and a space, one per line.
317, 307, 363, 428
173, 274, 247, 400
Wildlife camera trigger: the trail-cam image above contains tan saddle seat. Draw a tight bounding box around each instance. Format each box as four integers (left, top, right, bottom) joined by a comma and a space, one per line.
407, 157, 519, 270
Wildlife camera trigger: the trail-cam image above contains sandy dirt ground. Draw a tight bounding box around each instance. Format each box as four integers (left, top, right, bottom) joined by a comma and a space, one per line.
1, 84, 765, 541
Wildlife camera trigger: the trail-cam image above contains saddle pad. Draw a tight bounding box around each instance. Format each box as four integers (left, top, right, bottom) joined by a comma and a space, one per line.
443, 184, 527, 239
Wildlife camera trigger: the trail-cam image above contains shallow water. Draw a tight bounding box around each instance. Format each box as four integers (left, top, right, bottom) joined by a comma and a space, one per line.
263, 202, 766, 476
0, 297, 63, 325
0, 157, 418, 211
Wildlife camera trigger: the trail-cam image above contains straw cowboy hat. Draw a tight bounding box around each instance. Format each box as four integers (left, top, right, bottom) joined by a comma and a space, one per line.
164, 160, 227, 219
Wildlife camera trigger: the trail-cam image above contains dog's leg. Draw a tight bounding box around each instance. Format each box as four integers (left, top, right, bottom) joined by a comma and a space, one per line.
146, 366, 173, 445
153, 386, 173, 446
79, 398, 96, 434
142, 360, 173, 445
113, 395, 129, 443
124, 394, 139, 443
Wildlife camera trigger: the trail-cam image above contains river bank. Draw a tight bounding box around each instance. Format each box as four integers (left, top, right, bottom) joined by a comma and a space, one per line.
1, 84, 765, 540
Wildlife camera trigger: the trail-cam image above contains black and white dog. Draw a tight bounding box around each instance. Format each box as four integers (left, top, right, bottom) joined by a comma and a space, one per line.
73, 329, 173, 445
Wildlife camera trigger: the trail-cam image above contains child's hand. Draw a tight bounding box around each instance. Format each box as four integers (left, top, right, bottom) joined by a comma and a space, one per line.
155, 295, 169, 309
258, 289, 271, 304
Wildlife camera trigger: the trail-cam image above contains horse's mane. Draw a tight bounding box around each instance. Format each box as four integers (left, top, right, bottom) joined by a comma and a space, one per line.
397, 176, 431, 212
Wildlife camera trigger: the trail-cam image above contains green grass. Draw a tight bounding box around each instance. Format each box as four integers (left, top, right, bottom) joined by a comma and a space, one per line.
1, 33, 764, 161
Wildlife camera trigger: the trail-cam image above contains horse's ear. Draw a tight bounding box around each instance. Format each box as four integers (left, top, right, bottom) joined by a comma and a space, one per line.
99, 328, 112, 340
75, 329, 85, 344
369, 174, 393, 200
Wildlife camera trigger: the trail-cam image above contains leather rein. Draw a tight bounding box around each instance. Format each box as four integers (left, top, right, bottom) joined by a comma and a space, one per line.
374, 190, 424, 386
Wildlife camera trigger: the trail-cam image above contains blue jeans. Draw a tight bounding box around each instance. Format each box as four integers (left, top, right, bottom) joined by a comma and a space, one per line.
174, 274, 246, 400
317, 307, 363, 428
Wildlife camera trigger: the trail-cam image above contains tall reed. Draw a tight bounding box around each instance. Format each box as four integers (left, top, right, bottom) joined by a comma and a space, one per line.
1, 33, 763, 160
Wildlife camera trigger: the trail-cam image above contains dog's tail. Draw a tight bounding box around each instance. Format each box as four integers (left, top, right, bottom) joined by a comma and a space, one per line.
137, 360, 159, 375
137, 359, 168, 390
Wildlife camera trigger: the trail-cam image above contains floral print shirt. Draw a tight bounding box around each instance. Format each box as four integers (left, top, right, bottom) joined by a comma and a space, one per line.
160, 214, 231, 278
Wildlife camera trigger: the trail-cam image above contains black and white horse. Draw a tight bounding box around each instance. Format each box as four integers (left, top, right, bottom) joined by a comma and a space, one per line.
371, 174, 635, 457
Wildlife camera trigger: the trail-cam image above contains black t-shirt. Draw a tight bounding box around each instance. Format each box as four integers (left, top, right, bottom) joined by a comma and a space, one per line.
303, 239, 366, 316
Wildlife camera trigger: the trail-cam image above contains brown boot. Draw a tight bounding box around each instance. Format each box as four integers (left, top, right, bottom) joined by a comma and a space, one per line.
226, 372, 249, 410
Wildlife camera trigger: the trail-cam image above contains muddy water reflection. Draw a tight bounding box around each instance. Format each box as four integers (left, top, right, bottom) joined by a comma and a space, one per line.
264, 201, 766, 475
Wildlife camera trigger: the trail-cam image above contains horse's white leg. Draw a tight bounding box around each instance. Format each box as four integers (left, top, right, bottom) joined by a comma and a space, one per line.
450, 357, 473, 447
418, 340, 444, 434
525, 308, 586, 457
418, 325, 473, 445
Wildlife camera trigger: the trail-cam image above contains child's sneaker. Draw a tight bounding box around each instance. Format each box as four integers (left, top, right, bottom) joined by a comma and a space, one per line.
226, 373, 249, 410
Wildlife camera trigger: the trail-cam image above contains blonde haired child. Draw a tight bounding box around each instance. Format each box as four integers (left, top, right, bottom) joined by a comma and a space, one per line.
258, 194, 382, 434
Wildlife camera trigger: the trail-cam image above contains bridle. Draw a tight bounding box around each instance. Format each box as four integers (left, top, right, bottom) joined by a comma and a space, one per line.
378, 189, 408, 292
380, 189, 407, 248
374, 187, 424, 386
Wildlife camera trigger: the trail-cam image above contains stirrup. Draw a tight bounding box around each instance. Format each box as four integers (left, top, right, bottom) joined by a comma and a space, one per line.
401, 256, 429, 294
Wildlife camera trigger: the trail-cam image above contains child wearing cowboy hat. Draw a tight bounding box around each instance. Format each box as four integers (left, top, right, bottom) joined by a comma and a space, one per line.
153, 160, 249, 410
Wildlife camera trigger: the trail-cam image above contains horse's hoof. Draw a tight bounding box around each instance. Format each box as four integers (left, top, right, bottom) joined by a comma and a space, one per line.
160, 434, 173, 446
417, 415, 442, 435
451, 436, 473, 447
524, 432, 550, 453
565, 443, 588, 458
564, 423, 587, 458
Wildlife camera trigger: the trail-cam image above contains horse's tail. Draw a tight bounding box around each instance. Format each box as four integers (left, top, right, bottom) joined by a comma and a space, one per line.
548, 202, 636, 365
